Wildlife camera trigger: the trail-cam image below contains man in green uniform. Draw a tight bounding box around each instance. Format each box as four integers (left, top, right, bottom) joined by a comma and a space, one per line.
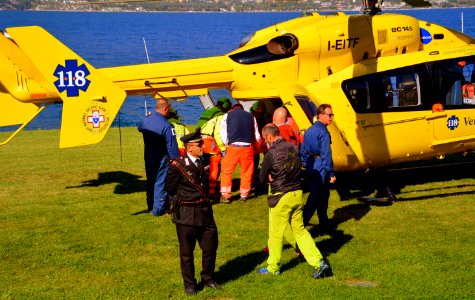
198, 97, 232, 198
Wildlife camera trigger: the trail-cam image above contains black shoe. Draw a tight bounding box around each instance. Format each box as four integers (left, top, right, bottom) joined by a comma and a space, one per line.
204, 280, 222, 290
184, 287, 196, 295
313, 260, 332, 279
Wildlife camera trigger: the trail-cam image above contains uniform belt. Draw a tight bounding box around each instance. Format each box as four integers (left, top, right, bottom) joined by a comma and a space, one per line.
201, 134, 212, 138
179, 199, 210, 207
230, 144, 251, 148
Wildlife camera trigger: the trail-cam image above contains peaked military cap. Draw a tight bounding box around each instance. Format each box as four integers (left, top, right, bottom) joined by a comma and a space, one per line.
181, 129, 202, 143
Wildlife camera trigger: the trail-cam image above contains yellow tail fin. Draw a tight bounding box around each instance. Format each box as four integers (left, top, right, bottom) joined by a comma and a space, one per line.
5, 26, 126, 148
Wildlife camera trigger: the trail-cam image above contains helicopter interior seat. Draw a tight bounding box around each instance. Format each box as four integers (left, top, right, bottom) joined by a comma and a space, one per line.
443, 72, 466, 105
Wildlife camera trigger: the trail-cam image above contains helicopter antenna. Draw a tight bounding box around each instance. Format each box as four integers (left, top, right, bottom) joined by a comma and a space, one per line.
143, 37, 151, 116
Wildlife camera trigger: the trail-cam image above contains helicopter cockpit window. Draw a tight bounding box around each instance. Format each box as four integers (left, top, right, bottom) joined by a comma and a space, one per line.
344, 80, 370, 112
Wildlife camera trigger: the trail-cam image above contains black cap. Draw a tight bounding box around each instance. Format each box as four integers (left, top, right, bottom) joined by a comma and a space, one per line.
180, 129, 202, 143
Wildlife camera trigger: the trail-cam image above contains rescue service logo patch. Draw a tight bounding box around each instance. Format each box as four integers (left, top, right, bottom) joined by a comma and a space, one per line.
447, 115, 459, 130
53, 59, 91, 97
82, 104, 110, 133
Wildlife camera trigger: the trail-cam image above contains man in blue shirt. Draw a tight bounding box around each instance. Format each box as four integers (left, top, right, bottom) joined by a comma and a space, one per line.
138, 98, 180, 216
300, 104, 336, 229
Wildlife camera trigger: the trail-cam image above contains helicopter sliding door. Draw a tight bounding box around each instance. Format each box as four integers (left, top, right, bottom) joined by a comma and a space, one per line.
342, 67, 429, 164
342, 55, 475, 164
428, 57, 475, 144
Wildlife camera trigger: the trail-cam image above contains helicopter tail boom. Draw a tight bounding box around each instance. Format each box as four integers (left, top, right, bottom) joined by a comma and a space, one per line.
0, 26, 126, 148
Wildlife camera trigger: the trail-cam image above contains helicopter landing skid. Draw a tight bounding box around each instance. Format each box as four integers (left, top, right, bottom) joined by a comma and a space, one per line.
358, 185, 397, 206
358, 196, 394, 206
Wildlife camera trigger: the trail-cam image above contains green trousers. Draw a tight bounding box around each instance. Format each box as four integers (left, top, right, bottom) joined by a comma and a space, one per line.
267, 189, 323, 273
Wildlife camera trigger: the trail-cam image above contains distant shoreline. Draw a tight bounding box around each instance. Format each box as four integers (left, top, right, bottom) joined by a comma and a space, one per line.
4, 6, 475, 13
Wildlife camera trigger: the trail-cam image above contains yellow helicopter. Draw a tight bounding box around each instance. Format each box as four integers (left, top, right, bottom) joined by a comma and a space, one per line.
1, 0, 474, 200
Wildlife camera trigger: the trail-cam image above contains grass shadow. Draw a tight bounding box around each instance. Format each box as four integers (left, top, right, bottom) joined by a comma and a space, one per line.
398, 190, 475, 202
65, 171, 145, 194
281, 230, 353, 273
216, 250, 267, 284
334, 156, 475, 202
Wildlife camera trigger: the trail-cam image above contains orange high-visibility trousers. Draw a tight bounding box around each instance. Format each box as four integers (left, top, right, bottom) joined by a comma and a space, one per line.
220, 145, 254, 199
209, 153, 222, 196
202, 135, 221, 197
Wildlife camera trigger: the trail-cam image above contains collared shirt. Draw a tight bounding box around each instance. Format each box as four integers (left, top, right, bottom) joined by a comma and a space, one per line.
220, 109, 261, 146
300, 121, 334, 183
187, 154, 200, 166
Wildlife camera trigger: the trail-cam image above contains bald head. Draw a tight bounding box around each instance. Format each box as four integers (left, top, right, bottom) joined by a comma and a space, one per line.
155, 98, 170, 116
273, 107, 288, 125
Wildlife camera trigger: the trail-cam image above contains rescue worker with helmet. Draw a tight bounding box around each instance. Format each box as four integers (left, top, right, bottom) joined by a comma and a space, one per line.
197, 97, 232, 199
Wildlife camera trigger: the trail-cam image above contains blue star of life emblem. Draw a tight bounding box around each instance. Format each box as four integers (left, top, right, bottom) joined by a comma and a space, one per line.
446, 115, 459, 130
53, 59, 91, 97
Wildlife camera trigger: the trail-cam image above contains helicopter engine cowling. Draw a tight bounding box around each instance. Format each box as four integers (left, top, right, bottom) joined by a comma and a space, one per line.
371, 14, 422, 57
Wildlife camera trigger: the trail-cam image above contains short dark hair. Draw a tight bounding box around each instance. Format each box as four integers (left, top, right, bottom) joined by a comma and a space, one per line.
262, 123, 280, 137
317, 104, 332, 116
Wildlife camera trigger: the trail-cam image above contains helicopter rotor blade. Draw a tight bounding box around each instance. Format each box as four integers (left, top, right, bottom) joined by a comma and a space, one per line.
402, 0, 432, 7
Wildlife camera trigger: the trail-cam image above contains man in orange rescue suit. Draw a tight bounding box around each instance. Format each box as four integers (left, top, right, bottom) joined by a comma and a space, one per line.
197, 97, 232, 198
220, 103, 261, 203
165, 130, 221, 296
272, 107, 300, 147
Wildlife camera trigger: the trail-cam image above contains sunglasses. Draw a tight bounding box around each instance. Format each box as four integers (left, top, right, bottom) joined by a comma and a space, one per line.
324, 113, 335, 118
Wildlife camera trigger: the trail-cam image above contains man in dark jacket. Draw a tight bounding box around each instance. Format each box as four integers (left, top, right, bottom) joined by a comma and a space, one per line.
138, 98, 180, 216
256, 124, 331, 279
165, 130, 221, 296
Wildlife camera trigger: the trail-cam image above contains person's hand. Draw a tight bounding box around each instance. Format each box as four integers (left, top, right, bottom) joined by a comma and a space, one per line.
329, 176, 336, 184
268, 174, 273, 182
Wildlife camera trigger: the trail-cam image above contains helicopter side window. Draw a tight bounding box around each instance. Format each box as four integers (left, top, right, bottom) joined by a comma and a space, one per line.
344, 80, 370, 112
461, 63, 475, 105
386, 74, 420, 108
431, 58, 475, 106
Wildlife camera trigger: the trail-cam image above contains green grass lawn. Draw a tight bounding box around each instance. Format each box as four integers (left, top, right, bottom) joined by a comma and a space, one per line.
1, 128, 474, 299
